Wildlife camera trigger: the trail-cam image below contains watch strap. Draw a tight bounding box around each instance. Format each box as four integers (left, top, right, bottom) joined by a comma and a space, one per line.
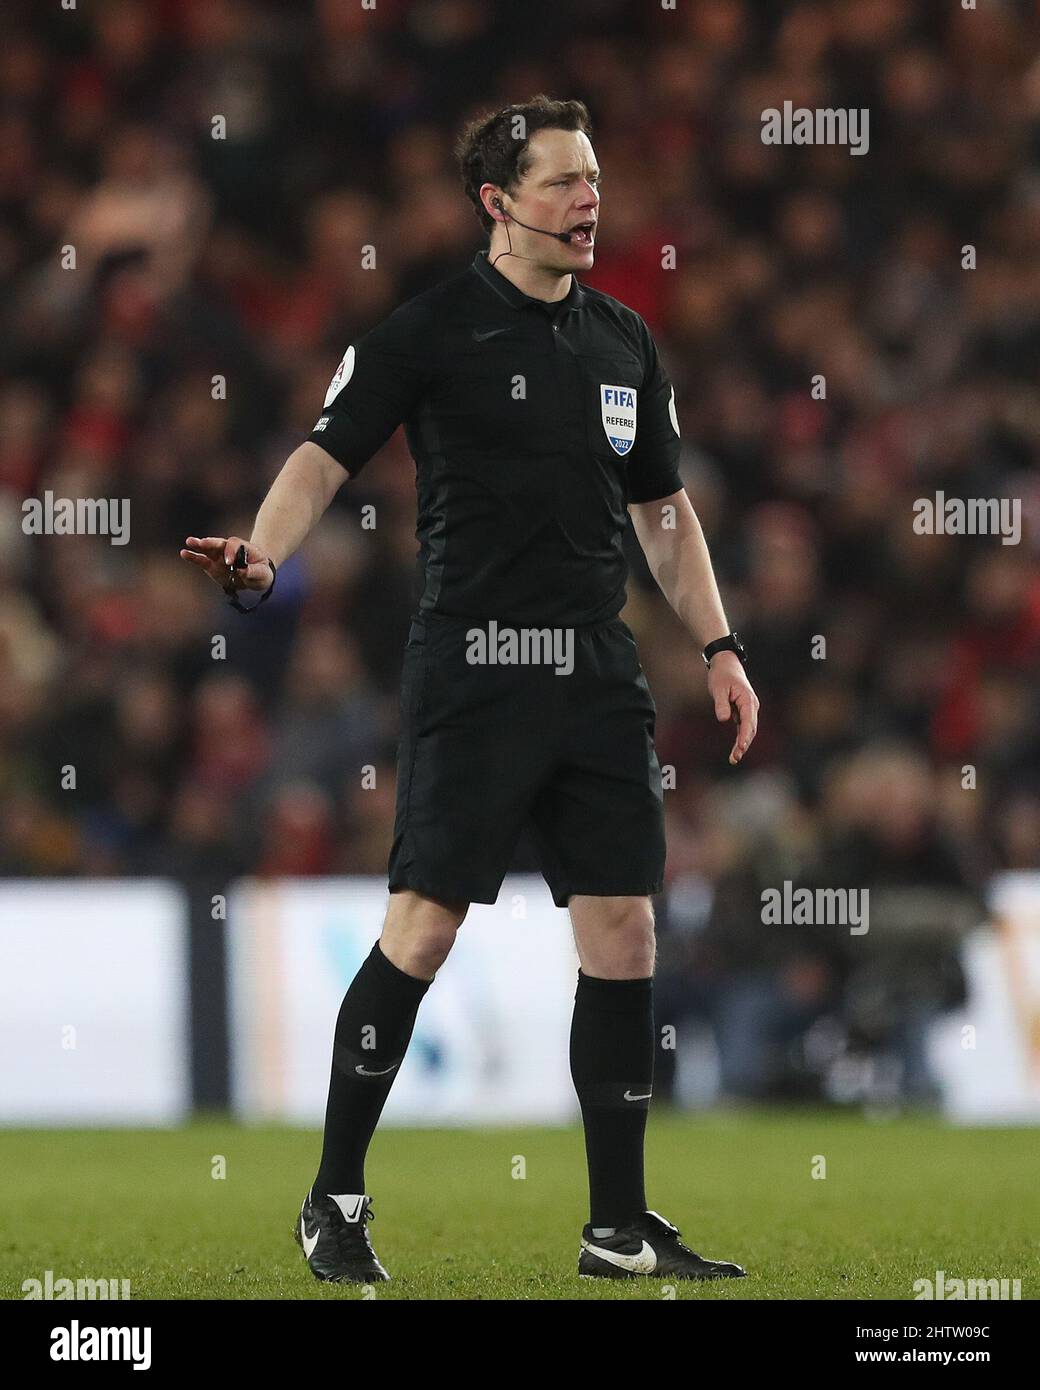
703, 631, 747, 669
226, 558, 277, 613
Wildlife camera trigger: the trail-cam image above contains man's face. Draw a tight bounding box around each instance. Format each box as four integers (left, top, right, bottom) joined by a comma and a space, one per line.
499, 127, 600, 272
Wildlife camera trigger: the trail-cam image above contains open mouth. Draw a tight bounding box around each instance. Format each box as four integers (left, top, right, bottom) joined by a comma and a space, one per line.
568, 221, 596, 246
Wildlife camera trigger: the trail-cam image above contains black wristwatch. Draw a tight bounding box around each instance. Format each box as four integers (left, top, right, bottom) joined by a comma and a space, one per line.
702, 631, 748, 670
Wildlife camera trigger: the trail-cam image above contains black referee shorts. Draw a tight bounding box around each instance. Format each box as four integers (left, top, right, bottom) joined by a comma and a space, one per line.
387, 611, 666, 909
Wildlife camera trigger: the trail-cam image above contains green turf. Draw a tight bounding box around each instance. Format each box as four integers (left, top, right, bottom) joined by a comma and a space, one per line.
2, 1108, 1037, 1300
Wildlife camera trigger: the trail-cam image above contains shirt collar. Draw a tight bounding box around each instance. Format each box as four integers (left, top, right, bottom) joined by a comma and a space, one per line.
472, 249, 585, 315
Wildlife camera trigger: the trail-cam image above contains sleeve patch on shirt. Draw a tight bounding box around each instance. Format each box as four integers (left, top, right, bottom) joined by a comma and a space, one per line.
323, 345, 356, 407
600, 384, 637, 456
667, 385, 680, 437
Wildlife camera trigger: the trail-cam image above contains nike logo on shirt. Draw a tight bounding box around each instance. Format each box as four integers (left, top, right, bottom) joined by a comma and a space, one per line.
472, 327, 512, 342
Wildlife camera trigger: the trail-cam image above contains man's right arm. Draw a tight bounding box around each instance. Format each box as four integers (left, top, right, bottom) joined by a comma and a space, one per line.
179, 442, 349, 595
249, 441, 349, 568
180, 297, 431, 596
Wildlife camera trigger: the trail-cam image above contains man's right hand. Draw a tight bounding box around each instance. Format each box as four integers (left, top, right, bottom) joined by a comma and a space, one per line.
179, 536, 275, 595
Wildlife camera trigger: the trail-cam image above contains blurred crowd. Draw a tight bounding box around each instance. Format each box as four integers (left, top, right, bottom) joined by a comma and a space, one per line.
2, 0, 1039, 1105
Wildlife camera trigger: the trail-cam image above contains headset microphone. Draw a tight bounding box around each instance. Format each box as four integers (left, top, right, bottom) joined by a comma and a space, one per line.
493, 196, 574, 244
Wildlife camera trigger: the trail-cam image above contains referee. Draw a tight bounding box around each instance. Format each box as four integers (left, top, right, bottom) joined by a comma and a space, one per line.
181, 96, 757, 1284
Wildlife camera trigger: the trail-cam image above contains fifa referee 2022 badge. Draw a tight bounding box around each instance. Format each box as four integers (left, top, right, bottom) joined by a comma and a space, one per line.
180, 95, 758, 1287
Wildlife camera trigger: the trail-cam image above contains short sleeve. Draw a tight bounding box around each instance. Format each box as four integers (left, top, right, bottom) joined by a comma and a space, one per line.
306, 300, 432, 478
626, 317, 683, 504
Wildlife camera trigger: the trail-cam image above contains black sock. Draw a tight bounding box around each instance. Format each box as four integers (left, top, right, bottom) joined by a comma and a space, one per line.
570, 970, 654, 1229
313, 941, 431, 1196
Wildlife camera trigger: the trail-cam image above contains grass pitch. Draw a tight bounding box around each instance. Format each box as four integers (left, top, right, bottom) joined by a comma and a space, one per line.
2, 1108, 1036, 1300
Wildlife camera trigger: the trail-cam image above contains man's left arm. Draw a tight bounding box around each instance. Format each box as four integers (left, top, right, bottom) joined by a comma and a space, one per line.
629, 491, 758, 766
623, 316, 758, 765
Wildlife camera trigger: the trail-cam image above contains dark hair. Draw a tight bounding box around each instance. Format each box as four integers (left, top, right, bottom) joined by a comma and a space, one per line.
454, 94, 593, 235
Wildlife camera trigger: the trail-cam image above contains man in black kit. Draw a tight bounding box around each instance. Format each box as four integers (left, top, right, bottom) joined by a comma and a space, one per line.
181, 96, 758, 1285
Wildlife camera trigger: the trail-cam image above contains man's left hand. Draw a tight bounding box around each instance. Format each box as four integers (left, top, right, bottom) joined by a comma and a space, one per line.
707, 651, 759, 765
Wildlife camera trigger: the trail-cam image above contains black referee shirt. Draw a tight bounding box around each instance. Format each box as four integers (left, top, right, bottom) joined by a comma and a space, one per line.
307, 249, 683, 626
